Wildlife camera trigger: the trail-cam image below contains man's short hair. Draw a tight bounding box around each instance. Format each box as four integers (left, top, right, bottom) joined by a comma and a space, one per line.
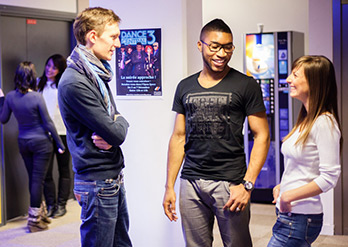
73, 7, 121, 45
200, 19, 232, 40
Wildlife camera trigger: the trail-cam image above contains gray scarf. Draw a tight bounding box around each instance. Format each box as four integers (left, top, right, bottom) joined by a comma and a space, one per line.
67, 45, 113, 115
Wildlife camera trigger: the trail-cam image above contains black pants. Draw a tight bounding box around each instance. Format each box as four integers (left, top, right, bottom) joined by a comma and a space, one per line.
18, 137, 53, 208
44, 135, 71, 207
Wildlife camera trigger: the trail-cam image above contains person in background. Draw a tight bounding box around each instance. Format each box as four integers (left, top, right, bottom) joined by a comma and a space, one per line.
0, 61, 65, 232
144, 45, 154, 76
117, 45, 126, 76
124, 45, 133, 76
37, 54, 71, 218
58, 7, 131, 247
267, 55, 341, 247
152, 41, 160, 83
163, 19, 270, 247
131, 42, 146, 76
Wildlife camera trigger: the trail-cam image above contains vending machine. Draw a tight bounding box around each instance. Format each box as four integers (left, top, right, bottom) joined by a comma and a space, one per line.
244, 31, 304, 203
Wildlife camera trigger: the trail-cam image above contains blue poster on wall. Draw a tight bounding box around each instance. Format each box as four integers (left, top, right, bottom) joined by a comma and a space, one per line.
116, 28, 162, 97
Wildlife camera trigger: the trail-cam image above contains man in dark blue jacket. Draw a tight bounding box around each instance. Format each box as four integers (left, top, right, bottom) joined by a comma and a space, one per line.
58, 7, 132, 247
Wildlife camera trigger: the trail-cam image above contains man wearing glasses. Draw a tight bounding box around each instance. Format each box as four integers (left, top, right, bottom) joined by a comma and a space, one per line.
163, 19, 270, 247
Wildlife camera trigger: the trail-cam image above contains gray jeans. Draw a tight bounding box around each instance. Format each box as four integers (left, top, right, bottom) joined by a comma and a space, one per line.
179, 178, 252, 247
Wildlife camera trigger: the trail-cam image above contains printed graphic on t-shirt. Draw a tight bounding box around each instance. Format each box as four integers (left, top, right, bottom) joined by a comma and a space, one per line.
185, 92, 232, 140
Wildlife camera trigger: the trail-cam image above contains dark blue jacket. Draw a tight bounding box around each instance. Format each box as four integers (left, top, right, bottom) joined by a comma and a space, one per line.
58, 67, 129, 181
0, 90, 65, 150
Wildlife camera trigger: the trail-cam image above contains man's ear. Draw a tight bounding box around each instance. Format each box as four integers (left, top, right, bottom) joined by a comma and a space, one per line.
86, 30, 98, 45
197, 40, 203, 52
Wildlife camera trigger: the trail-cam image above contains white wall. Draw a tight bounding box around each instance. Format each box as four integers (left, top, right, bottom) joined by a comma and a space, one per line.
0, 0, 76, 13
89, 0, 186, 246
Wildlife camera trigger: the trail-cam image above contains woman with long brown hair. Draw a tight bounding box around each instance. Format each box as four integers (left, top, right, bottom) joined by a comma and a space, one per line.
37, 54, 71, 218
268, 55, 341, 246
0, 61, 65, 232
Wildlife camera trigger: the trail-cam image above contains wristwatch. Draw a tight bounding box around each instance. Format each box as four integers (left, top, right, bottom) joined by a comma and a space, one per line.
242, 180, 254, 192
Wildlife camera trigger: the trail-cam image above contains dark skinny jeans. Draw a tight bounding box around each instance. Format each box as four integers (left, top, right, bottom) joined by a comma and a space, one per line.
18, 136, 53, 208
44, 135, 71, 207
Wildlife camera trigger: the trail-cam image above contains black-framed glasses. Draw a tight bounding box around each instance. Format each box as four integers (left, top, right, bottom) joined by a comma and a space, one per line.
200, 40, 235, 53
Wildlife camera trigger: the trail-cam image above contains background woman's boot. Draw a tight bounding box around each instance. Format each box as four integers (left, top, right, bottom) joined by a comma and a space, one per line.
40, 201, 52, 224
27, 207, 48, 233
53, 204, 67, 218
46, 204, 57, 217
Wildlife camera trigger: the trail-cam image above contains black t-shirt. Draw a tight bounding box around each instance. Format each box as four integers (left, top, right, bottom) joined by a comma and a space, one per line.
172, 68, 265, 183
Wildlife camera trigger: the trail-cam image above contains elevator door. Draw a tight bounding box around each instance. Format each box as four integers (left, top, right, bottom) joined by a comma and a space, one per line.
0, 14, 72, 221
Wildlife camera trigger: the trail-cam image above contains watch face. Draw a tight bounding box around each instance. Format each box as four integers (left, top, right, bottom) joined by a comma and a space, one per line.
244, 181, 254, 191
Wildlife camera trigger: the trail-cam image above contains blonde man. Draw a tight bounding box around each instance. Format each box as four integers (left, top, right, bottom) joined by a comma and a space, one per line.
58, 7, 131, 247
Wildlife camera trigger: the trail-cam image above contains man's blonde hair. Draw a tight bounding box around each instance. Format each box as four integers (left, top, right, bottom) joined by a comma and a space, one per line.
73, 7, 121, 45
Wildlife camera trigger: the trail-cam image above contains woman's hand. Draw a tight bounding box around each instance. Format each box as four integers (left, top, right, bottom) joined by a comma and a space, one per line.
58, 148, 65, 154
0, 88, 4, 97
279, 191, 292, 213
272, 184, 280, 204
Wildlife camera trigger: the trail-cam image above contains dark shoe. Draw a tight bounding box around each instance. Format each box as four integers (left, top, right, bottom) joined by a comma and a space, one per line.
46, 205, 56, 217
53, 205, 67, 218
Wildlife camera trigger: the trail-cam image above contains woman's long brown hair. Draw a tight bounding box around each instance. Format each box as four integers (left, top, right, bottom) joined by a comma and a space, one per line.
283, 55, 341, 146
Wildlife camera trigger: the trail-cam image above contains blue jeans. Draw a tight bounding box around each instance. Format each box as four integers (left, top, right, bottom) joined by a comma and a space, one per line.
267, 208, 323, 247
180, 179, 252, 247
18, 137, 53, 208
74, 173, 132, 247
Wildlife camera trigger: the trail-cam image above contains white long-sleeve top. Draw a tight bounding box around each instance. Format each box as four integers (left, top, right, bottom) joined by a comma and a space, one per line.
276, 114, 341, 214
42, 82, 66, 135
